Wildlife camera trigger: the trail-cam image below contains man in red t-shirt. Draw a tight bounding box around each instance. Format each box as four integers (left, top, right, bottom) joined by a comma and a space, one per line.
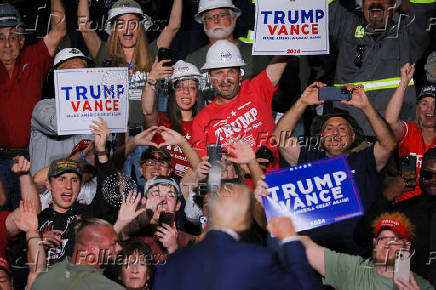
386, 64, 436, 202
0, 1, 66, 210
192, 40, 287, 170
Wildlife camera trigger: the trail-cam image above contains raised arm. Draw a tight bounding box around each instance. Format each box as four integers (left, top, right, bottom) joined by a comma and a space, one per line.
157, 0, 182, 48
266, 56, 289, 87
112, 127, 159, 170
44, 0, 67, 56
341, 86, 396, 172
77, 0, 102, 59
273, 82, 325, 165
159, 126, 201, 169
225, 143, 267, 228
11, 156, 41, 213
385, 63, 415, 141
299, 236, 326, 276
141, 59, 174, 128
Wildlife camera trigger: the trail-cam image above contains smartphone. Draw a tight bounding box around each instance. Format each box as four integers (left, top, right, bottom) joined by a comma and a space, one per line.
158, 48, 175, 67
158, 212, 175, 227
394, 249, 410, 282
318, 87, 352, 101
400, 155, 417, 175
207, 143, 223, 194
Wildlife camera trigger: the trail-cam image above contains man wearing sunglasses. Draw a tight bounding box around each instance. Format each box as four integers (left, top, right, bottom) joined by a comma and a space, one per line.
355, 147, 436, 287
301, 212, 433, 290
328, 0, 435, 136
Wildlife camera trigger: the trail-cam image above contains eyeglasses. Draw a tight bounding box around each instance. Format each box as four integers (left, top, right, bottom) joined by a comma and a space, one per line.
143, 159, 170, 168
420, 169, 436, 180
376, 236, 404, 245
148, 189, 177, 199
354, 45, 365, 68
203, 12, 231, 23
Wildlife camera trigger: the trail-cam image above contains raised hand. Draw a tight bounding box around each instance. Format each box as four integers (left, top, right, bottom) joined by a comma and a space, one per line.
90, 117, 111, 151
114, 190, 146, 233
300, 82, 326, 106
134, 126, 159, 147
155, 223, 178, 254
394, 273, 421, 290
400, 63, 415, 85
149, 58, 174, 81
41, 230, 63, 248
11, 199, 38, 233
11, 156, 31, 175
254, 177, 269, 204
158, 126, 186, 147
224, 142, 255, 164
267, 217, 297, 241
341, 85, 370, 110
195, 156, 211, 180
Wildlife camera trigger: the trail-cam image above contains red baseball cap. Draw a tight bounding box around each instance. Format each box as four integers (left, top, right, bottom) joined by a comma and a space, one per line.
375, 218, 412, 241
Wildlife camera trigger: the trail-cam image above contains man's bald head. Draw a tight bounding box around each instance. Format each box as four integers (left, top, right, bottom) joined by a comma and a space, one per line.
73, 218, 121, 268
208, 184, 254, 232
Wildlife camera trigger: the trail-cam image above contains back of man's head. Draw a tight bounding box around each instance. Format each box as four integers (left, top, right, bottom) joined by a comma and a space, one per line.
73, 218, 120, 267
75, 218, 114, 246
208, 184, 253, 232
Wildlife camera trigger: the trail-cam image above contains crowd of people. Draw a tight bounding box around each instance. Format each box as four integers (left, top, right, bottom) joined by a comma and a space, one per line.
0, 0, 435, 289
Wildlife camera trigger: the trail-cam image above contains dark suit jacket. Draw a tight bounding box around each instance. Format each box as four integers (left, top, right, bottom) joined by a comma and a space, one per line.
154, 230, 323, 290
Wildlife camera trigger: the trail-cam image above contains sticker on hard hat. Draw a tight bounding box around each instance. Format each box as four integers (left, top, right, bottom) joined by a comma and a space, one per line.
220, 51, 233, 61
179, 66, 190, 72
69, 48, 81, 55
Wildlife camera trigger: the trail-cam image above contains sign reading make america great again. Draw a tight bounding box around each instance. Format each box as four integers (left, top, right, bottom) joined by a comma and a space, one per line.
262, 155, 363, 232
54, 67, 129, 135
253, 0, 329, 55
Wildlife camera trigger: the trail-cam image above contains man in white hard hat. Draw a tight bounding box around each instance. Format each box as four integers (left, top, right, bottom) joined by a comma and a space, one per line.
0, 1, 66, 211
185, 0, 271, 81
29, 48, 94, 177
192, 40, 287, 171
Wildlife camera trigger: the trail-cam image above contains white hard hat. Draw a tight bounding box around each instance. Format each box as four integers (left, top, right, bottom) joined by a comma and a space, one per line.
194, 0, 241, 24
201, 40, 245, 70
171, 60, 202, 81
54, 48, 93, 69
105, 0, 153, 35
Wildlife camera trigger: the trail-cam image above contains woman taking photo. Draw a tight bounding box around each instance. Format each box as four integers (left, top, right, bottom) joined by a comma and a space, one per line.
142, 60, 205, 177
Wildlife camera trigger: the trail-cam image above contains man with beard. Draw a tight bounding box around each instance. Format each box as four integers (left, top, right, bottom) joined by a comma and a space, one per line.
301, 212, 433, 290
386, 64, 436, 201
328, 0, 435, 135
191, 40, 287, 170
185, 0, 271, 80
32, 218, 124, 290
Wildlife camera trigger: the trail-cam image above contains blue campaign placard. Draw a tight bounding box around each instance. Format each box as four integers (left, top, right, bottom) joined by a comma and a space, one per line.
262, 155, 363, 231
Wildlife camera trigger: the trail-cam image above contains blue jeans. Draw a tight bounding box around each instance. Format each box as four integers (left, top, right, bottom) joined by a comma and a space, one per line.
0, 158, 21, 211
122, 139, 148, 186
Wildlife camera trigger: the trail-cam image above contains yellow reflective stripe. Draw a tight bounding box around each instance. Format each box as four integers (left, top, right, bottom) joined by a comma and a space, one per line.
410, 0, 436, 3
354, 26, 365, 38
252, 0, 255, 3
328, 0, 334, 4
334, 78, 415, 91
238, 30, 254, 43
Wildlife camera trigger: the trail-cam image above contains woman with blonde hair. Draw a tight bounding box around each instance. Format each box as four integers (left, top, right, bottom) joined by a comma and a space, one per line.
78, 0, 182, 182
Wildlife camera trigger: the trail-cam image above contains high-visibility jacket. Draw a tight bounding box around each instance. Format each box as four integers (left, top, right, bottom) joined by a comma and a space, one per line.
329, 0, 435, 135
